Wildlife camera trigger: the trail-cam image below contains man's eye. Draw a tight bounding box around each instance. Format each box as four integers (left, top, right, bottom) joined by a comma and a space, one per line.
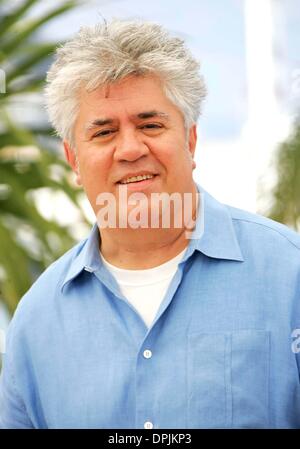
141, 123, 163, 129
93, 129, 116, 138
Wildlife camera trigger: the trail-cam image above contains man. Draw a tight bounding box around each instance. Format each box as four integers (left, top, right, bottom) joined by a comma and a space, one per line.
0, 19, 300, 429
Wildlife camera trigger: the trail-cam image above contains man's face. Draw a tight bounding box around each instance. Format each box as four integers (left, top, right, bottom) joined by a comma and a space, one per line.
65, 74, 197, 223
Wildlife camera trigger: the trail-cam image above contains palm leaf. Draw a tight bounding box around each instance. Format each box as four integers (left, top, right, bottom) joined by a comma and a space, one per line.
6, 43, 59, 84
0, 0, 88, 316
0, 1, 78, 57
0, 0, 38, 38
260, 122, 300, 230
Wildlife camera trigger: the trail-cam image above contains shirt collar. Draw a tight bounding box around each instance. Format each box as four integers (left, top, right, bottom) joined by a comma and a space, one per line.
182, 183, 244, 262
61, 222, 101, 291
61, 183, 244, 291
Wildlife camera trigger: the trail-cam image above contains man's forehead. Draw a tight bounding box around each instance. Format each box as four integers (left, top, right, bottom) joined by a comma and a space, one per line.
77, 75, 182, 133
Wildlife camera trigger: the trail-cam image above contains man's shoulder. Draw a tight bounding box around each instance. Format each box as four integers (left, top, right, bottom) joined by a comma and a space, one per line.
226, 203, 300, 252
9, 236, 88, 327
34, 237, 87, 288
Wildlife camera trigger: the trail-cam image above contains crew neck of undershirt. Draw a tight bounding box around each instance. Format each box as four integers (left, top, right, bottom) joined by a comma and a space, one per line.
99, 247, 187, 286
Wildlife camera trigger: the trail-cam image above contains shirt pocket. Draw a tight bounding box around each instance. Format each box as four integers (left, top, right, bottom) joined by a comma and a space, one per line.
187, 330, 270, 428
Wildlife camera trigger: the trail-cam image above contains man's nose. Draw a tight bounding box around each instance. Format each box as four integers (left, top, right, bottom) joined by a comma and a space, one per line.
113, 129, 149, 162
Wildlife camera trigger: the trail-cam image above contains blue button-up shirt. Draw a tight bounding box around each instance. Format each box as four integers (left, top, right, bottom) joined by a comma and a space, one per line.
1, 185, 300, 429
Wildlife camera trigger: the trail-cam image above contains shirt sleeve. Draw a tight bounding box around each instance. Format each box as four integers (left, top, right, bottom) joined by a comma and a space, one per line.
292, 270, 300, 384
0, 352, 34, 429
0, 314, 34, 429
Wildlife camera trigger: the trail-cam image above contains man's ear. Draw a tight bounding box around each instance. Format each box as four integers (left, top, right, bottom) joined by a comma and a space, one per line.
63, 141, 82, 186
188, 124, 197, 169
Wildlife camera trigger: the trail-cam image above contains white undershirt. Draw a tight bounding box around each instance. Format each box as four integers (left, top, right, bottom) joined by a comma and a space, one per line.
99, 248, 187, 328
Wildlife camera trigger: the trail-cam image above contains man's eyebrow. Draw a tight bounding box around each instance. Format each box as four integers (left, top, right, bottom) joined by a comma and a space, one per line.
135, 110, 170, 120
84, 111, 169, 133
85, 118, 114, 132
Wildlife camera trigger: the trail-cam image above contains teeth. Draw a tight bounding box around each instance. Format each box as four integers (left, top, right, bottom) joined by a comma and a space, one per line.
120, 174, 154, 184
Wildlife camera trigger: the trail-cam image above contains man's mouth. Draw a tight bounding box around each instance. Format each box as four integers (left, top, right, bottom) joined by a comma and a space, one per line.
118, 174, 155, 184
116, 173, 158, 191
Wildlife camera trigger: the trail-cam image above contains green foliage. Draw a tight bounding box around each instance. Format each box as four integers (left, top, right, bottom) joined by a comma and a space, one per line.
262, 122, 300, 231
0, 0, 88, 315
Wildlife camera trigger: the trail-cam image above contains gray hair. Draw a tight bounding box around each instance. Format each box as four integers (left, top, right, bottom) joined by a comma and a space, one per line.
45, 19, 207, 147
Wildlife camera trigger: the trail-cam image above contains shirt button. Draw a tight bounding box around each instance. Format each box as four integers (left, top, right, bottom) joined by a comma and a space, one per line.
84, 266, 93, 272
144, 421, 153, 429
143, 349, 152, 359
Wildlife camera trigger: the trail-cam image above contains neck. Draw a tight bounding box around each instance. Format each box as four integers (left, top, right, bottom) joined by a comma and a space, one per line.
99, 184, 199, 269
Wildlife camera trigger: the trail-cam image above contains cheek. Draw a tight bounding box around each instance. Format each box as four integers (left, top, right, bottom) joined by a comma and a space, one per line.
158, 143, 190, 172
79, 144, 112, 169
152, 137, 184, 164
78, 148, 112, 187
